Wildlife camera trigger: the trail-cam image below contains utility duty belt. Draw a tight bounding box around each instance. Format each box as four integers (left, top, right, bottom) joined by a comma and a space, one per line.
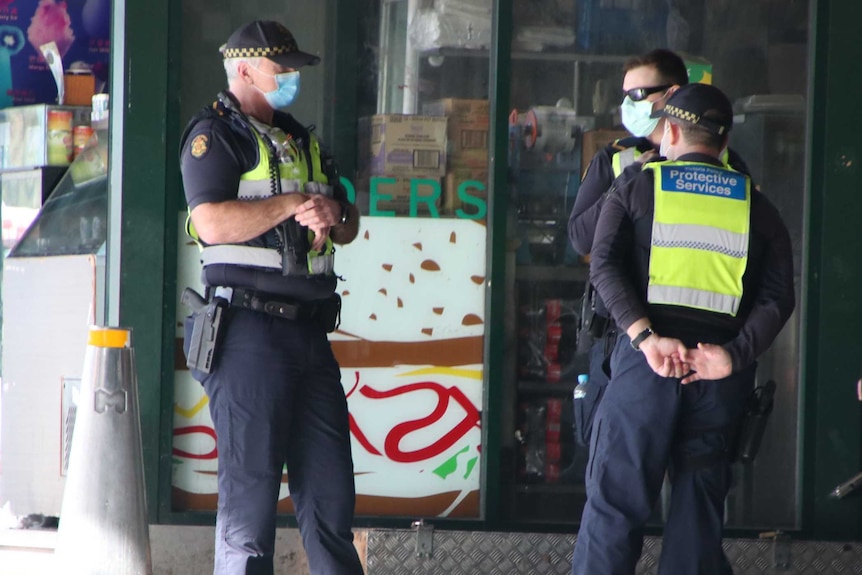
181, 286, 341, 374
228, 287, 341, 329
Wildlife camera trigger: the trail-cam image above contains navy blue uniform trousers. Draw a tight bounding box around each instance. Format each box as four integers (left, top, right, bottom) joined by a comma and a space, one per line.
186, 307, 363, 575
571, 334, 753, 575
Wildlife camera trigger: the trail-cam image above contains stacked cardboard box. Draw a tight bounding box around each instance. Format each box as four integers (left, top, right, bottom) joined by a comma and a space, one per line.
357, 114, 448, 215
422, 99, 490, 217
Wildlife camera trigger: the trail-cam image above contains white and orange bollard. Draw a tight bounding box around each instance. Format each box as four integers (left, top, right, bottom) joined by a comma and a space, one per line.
54, 327, 152, 574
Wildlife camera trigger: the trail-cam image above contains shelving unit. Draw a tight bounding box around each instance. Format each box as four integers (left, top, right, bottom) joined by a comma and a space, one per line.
516, 265, 588, 283
417, 48, 629, 115
517, 380, 580, 395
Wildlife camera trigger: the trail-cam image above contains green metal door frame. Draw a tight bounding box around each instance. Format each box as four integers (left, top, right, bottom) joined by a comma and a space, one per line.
109, 0, 182, 523
481, 0, 512, 527
800, 0, 862, 540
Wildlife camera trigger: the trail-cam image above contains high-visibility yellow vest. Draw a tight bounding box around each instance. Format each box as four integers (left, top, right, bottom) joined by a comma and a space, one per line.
186, 123, 335, 277
646, 160, 751, 316
611, 145, 641, 177
612, 142, 732, 178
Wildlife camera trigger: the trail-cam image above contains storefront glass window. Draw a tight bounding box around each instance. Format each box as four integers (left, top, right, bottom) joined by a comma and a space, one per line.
505, 0, 809, 530
175, 0, 487, 519
175, 0, 809, 530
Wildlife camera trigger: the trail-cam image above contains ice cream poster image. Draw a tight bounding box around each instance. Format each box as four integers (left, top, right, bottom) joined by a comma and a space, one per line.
0, 0, 110, 106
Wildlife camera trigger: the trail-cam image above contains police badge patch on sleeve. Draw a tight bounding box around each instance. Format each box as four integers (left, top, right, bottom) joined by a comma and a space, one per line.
190, 134, 209, 158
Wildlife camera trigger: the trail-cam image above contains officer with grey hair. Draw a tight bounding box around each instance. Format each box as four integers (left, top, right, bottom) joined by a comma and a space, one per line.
179, 19, 362, 575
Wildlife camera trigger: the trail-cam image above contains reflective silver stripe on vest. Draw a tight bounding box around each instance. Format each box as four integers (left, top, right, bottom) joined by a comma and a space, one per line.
311, 254, 334, 274
648, 284, 740, 315
652, 223, 748, 259
201, 244, 336, 276
304, 181, 333, 196
280, 251, 335, 275
615, 148, 637, 176
200, 245, 281, 269
237, 178, 303, 199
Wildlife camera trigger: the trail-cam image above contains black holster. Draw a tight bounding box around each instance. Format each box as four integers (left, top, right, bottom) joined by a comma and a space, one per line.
317, 293, 342, 333
577, 281, 609, 351
182, 287, 228, 374
734, 380, 777, 464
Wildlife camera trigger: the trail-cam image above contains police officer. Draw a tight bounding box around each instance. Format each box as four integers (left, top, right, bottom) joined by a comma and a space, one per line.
571, 83, 795, 574
179, 20, 363, 575
567, 49, 750, 449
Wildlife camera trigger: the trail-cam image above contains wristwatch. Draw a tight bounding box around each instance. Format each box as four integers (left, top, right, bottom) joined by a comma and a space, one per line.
630, 327, 655, 351
339, 202, 350, 225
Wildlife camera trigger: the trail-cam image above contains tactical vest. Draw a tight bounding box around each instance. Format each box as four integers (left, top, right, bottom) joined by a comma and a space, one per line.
645, 161, 751, 316
186, 112, 335, 278
611, 146, 641, 177
611, 140, 732, 177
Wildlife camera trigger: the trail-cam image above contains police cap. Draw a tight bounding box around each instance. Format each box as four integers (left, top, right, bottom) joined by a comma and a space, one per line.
651, 83, 733, 135
220, 20, 321, 68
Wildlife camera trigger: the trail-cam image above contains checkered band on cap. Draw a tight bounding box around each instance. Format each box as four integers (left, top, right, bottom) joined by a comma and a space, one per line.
664, 103, 701, 125
220, 20, 319, 67
657, 83, 733, 134
222, 41, 299, 59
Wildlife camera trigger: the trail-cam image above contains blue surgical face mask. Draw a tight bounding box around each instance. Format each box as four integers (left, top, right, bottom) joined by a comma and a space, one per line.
620, 96, 660, 138
253, 67, 301, 109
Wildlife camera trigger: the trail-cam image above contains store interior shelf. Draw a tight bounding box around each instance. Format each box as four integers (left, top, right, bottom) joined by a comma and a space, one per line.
515, 265, 588, 283
517, 380, 578, 394
421, 47, 630, 65
515, 484, 587, 495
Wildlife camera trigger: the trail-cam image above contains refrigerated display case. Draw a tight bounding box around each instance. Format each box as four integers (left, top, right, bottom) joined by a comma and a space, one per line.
0, 129, 108, 518
0, 105, 90, 170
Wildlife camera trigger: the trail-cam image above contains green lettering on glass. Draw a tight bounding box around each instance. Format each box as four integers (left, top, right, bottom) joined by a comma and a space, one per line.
369, 176, 397, 217
456, 180, 487, 220
410, 178, 440, 218
358, 176, 488, 219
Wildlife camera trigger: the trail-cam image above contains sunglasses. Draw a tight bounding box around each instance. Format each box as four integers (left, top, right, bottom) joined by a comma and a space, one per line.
624, 84, 672, 102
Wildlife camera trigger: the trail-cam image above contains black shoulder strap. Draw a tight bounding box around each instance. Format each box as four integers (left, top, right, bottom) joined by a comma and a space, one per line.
179, 92, 255, 153
274, 111, 311, 143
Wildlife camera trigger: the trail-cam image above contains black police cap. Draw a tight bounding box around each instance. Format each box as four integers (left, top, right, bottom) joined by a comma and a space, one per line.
220, 20, 320, 68
651, 83, 733, 135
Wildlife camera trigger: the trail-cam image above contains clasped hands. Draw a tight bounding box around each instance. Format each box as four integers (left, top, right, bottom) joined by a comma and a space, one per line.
293, 194, 340, 251
638, 333, 733, 384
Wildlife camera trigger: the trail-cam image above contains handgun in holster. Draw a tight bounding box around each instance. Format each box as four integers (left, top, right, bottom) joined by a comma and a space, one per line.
181, 287, 227, 374
734, 379, 777, 464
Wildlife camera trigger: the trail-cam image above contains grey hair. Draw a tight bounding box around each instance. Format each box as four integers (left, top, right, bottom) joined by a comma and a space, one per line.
223, 57, 262, 82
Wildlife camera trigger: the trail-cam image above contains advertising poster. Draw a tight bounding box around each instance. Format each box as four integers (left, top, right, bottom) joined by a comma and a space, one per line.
172, 216, 487, 518
0, 0, 110, 107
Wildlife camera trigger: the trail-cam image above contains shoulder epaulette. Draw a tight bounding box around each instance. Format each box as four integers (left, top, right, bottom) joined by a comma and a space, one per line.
609, 135, 643, 151
610, 138, 628, 151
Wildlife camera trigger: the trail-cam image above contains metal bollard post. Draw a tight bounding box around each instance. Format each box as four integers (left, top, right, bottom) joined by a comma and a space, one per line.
54, 326, 152, 574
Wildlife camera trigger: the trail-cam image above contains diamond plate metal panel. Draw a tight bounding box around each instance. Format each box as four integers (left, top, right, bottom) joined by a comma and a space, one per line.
366, 530, 862, 574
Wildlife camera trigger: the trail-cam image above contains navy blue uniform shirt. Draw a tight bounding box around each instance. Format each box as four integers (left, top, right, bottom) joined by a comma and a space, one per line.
569, 136, 751, 256
589, 152, 795, 372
